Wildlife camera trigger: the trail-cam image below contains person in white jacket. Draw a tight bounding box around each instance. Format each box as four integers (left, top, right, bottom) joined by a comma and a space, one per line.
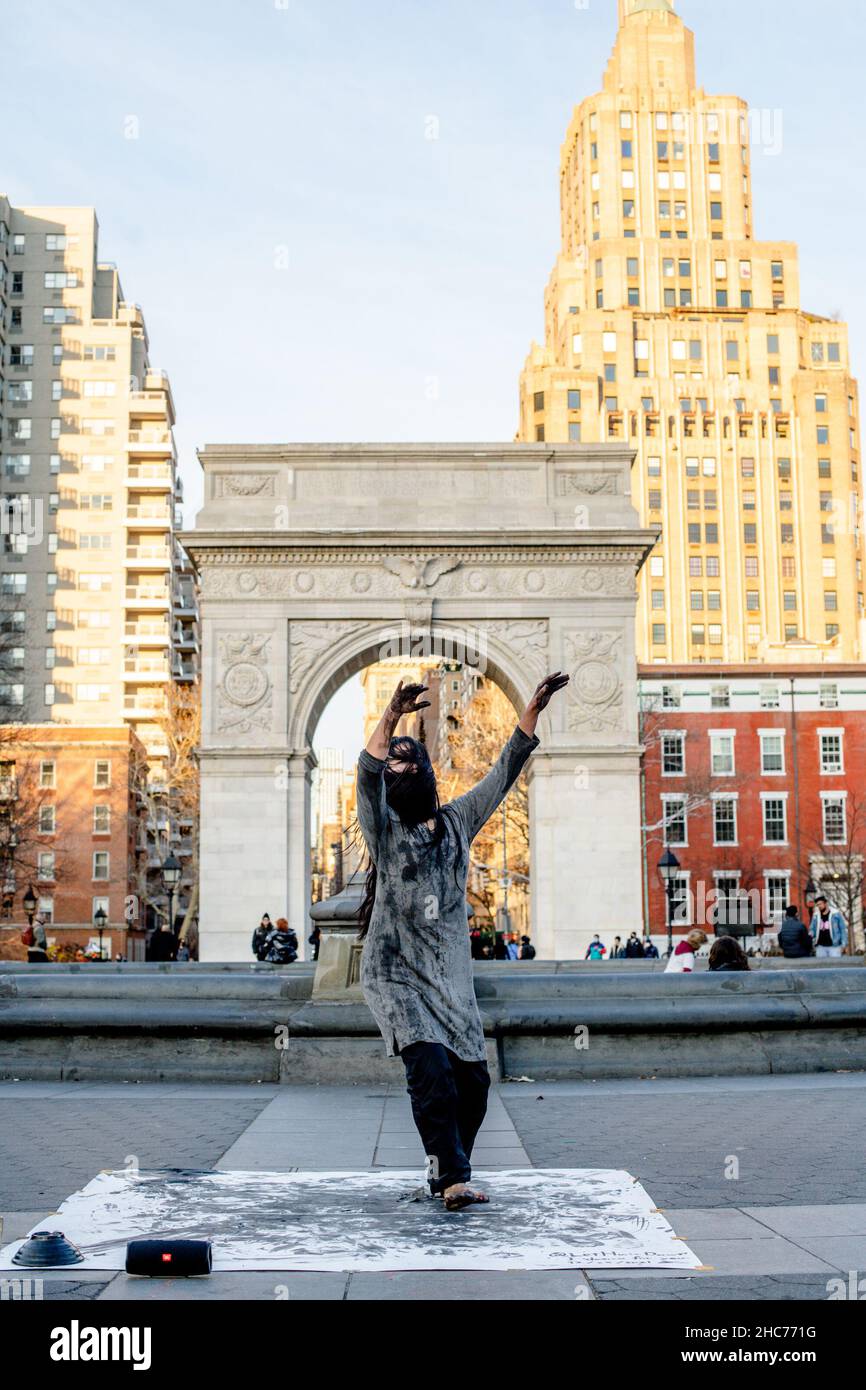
665, 929, 708, 974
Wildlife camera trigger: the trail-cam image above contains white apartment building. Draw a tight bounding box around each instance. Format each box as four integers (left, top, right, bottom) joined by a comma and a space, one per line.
0, 198, 198, 781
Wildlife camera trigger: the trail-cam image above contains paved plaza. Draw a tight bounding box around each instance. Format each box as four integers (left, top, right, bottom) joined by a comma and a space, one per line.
2, 1071, 864, 1301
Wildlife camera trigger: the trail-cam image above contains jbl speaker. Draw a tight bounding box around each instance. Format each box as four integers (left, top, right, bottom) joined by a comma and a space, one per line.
125, 1238, 213, 1277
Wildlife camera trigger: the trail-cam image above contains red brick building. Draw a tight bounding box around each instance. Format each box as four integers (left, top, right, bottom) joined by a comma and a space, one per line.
639, 666, 866, 947
0, 725, 150, 960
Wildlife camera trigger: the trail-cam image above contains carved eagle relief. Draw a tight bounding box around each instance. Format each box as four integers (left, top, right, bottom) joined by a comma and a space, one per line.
381, 555, 462, 590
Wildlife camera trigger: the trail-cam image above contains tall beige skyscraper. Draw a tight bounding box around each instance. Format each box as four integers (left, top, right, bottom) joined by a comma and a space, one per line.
0, 200, 198, 778
518, 0, 864, 665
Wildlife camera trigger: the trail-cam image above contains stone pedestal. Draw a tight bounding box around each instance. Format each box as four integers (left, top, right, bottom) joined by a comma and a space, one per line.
310, 875, 365, 1000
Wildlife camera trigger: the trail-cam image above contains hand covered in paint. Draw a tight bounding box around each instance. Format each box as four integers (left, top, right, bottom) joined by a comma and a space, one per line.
388, 681, 432, 720
518, 671, 570, 737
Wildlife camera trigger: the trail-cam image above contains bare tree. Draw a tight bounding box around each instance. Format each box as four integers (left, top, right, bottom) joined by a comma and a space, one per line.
639, 696, 721, 848
439, 680, 529, 930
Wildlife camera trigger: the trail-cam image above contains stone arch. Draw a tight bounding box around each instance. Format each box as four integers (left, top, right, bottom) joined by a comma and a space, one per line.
190, 443, 653, 960
292, 620, 536, 754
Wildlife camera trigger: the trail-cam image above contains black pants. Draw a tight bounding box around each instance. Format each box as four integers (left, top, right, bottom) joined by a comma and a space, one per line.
400, 1041, 490, 1195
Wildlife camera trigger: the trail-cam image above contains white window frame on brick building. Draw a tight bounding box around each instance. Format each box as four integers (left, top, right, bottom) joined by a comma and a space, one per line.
761, 793, 789, 845
819, 729, 845, 776
821, 792, 848, 846
763, 871, 792, 925
759, 729, 786, 775
712, 794, 738, 846
662, 794, 689, 847
710, 730, 736, 776
661, 731, 686, 777
92, 850, 110, 882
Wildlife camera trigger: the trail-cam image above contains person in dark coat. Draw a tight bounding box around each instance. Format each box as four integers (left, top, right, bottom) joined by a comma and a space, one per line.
624, 933, 645, 959
252, 914, 272, 961
778, 905, 813, 959
262, 918, 298, 964
519, 935, 536, 960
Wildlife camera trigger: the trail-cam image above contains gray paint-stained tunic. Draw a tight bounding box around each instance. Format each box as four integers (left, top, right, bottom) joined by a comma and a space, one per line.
356, 726, 540, 1062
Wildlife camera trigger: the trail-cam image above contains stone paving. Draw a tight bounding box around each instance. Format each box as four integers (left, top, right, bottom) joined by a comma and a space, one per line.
1, 1074, 864, 1301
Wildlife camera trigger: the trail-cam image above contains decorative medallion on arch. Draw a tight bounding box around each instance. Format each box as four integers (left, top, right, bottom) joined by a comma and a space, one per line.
217, 633, 274, 735
563, 630, 625, 735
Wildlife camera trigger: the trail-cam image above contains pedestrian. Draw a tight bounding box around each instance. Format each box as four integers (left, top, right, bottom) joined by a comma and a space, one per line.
809, 896, 848, 959
777, 905, 813, 959
262, 918, 298, 964
252, 913, 272, 962
643, 938, 660, 960
665, 929, 708, 974
610, 935, 624, 960
176, 941, 190, 962
355, 672, 569, 1212
308, 924, 321, 961
519, 935, 536, 960
493, 933, 510, 961
505, 933, 520, 961
146, 925, 176, 962
23, 912, 49, 964
585, 935, 607, 961
708, 936, 750, 972
625, 932, 645, 959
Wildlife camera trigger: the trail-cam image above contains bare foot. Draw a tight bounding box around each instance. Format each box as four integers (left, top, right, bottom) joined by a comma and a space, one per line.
443, 1182, 490, 1211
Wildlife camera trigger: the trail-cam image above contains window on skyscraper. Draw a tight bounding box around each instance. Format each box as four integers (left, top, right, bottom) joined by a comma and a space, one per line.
710, 202, 723, 220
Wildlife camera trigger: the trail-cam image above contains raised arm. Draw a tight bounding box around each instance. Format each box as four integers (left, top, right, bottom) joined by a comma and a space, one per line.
447, 672, 569, 844
357, 680, 432, 862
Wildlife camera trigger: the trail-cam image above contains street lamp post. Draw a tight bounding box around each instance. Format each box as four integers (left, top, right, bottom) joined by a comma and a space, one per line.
161, 853, 182, 940
93, 905, 108, 961
22, 884, 37, 928
658, 849, 681, 960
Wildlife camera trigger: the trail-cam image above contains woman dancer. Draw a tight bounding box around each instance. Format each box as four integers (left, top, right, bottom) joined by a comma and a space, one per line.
355, 672, 569, 1211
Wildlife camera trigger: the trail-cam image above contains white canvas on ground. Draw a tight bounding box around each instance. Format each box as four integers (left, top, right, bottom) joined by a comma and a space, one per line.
0, 1167, 702, 1272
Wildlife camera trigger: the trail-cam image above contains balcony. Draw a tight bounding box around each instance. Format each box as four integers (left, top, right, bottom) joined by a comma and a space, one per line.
125, 504, 171, 526
125, 585, 171, 609
173, 658, 197, 682
124, 693, 167, 715
126, 619, 170, 643
173, 623, 198, 651
127, 429, 173, 455
125, 462, 172, 489
128, 390, 170, 420
173, 587, 197, 618
126, 544, 171, 569
124, 658, 170, 682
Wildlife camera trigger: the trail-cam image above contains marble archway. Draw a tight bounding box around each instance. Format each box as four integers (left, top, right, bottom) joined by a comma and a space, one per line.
186, 443, 655, 960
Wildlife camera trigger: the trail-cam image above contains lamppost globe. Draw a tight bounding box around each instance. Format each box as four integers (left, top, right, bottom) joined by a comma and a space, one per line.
162, 854, 182, 891
22, 884, 37, 924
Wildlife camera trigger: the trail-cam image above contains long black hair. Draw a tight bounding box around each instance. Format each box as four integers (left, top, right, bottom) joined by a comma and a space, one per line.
356, 735, 464, 940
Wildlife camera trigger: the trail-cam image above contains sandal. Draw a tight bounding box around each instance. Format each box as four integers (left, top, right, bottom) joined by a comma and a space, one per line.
443, 1186, 490, 1212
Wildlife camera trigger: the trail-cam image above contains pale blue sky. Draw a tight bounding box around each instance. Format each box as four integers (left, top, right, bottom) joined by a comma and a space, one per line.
3, 0, 864, 758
